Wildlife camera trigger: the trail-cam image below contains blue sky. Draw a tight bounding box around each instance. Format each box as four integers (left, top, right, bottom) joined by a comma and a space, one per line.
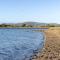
0, 0, 60, 23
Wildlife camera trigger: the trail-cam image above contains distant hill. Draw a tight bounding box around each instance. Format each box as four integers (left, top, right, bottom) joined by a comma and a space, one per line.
15, 22, 48, 26
0, 22, 60, 27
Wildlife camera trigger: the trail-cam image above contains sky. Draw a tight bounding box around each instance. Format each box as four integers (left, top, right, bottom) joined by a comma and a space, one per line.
0, 0, 60, 23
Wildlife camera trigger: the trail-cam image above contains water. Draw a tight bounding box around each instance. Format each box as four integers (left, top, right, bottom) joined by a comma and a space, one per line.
0, 28, 44, 60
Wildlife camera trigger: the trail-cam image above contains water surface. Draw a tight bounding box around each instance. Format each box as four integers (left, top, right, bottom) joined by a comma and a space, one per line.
0, 29, 44, 60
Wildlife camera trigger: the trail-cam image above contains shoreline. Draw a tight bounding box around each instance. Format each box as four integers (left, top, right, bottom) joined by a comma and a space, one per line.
0, 27, 48, 29
32, 28, 60, 60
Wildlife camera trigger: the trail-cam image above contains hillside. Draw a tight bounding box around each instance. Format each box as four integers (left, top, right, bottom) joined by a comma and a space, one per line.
0, 22, 60, 28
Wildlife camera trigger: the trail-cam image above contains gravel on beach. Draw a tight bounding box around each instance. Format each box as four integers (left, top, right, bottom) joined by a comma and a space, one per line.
32, 29, 60, 60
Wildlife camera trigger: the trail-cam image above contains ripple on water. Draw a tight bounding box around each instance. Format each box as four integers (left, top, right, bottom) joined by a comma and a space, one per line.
0, 29, 44, 60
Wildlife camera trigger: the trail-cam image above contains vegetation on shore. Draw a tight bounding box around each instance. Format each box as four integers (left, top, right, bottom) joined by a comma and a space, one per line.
0, 22, 60, 28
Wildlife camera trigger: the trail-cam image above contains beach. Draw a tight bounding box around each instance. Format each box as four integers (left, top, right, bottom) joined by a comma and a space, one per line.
32, 28, 60, 60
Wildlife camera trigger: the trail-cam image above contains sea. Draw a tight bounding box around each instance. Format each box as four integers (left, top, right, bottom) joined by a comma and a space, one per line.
0, 28, 45, 60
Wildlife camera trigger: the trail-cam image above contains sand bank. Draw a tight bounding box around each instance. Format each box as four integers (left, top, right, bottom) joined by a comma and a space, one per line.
32, 28, 60, 60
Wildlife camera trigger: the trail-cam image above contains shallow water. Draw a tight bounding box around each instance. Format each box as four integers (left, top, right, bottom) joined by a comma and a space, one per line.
0, 28, 44, 60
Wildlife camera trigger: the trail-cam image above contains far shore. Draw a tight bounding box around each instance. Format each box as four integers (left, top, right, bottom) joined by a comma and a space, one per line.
32, 27, 60, 60
0, 27, 48, 29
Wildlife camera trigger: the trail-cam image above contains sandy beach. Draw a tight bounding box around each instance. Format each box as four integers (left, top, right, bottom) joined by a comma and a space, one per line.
32, 28, 60, 60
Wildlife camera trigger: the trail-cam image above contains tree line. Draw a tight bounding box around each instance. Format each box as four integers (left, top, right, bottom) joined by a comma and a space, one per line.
0, 23, 60, 28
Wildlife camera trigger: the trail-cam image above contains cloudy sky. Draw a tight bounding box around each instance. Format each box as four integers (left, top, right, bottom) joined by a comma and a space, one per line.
0, 0, 60, 23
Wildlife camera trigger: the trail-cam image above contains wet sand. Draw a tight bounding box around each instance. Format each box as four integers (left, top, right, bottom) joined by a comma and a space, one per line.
32, 28, 60, 60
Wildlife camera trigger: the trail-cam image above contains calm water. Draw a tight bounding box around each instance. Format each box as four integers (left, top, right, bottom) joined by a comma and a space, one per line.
0, 29, 44, 60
